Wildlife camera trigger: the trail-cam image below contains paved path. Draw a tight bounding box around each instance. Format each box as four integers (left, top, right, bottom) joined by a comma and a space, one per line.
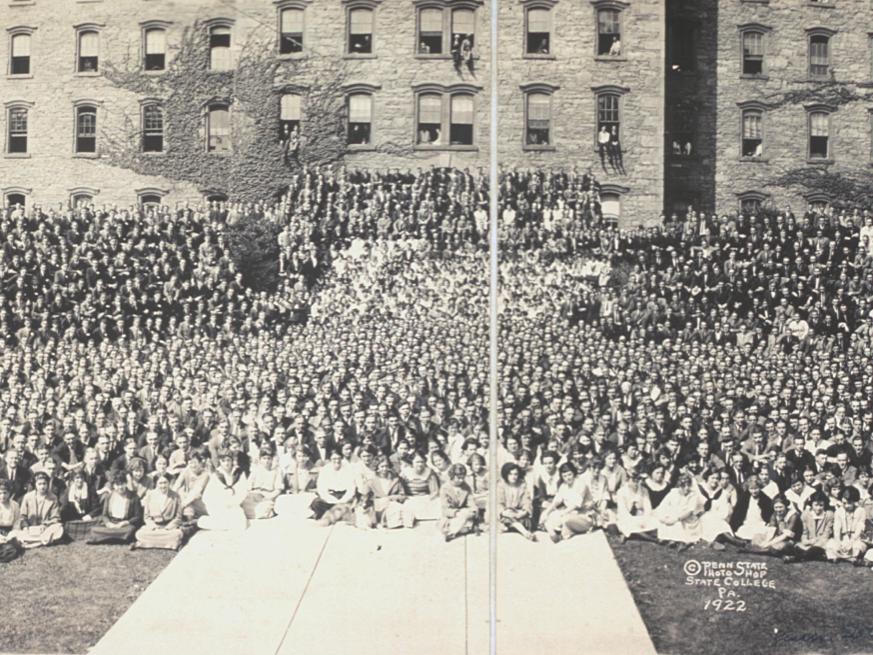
91, 519, 655, 655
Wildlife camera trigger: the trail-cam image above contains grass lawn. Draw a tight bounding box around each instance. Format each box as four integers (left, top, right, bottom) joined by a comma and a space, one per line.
610, 536, 873, 655
0, 541, 174, 654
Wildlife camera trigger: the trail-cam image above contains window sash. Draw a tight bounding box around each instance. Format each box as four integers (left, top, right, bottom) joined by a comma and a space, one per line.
350, 8, 373, 34
450, 94, 474, 125
79, 31, 99, 57
810, 112, 828, 137
597, 95, 619, 123
11, 34, 30, 57
281, 94, 301, 121
598, 10, 620, 35
9, 108, 27, 135
143, 106, 163, 133
743, 32, 763, 58
281, 9, 304, 34
145, 29, 166, 54
452, 9, 475, 35
742, 112, 761, 139
527, 8, 550, 34
810, 37, 829, 68
348, 94, 372, 123
527, 93, 550, 126
420, 8, 443, 33
77, 109, 97, 137
418, 94, 442, 125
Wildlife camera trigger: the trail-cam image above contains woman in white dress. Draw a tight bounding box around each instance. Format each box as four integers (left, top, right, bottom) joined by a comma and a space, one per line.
655, 472, 703, 548
614, 469, 658, 541
697, 469, 736, 548
198, 450, 248, 531
542, 463, 596, 543
242, 449, 283, 520
400, 452, 441, 528
276, 447, 317, 520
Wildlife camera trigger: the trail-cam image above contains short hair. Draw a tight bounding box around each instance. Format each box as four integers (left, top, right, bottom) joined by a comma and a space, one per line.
448, 463, 467, 479
501, 462, 521, 483
467, 453, 486, 468
32, 471, 50, 485
842, 486, 860, 503
558, 462, 578, 477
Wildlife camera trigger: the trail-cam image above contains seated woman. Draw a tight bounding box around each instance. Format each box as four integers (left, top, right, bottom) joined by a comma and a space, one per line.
15, 472, 64, 549
128, 458, 152, 500
742, 494, 801, 558
88, 471, 143, 545
400, 452, 441, 528
497, 463, 535, 541
730, 476, 774, 545
198, 449, 248, 531
276, 447, 317, 519
784, 491, 833, 563
61, 469, 99, 522
466, 453, 489, 517
0, 481, 22, 544
173, 452, 210, 523
614, 468, 658, 542
584, 456, 615, 528
643, 464, 671, 509
242, 449, 284, 520
134, 474, 185, 551
310, 449, 357, 526
365, 456, 407, 529
147, 455, 171, 487
697, 469, 736, 549
655, 472, 703, 550
429, 450, 452, 485
827, 486, 868, 564
439, 464, 480, 542
542, 462, 597, 543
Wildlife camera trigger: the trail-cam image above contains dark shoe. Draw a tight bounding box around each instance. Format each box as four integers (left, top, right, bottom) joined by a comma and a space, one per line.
549, 532, 562, 544
129, 543, 137, 551
529, 533, 538, 543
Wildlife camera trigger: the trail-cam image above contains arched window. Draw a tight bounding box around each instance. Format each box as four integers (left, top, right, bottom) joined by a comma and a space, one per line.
451, 8, 475, 49
525, 7, 551, 56
142, 103, 164, 152
347, 93, 372, 145
209, 25, 232, 70
348, 8, 373, 54
600, 192, 621, 220
525, 92, 552, 146
10, 33, 31, 75
597, 9, 621, 56
418, 8, 443, 54
742, 30, 764, 76
207, 104, 230, 152
808, 110, 830, 159
144, 28, 167, 71
140, 194, 162, 208
809, 34, 830, 79
75, 105, 97, 153
417, 93, 442, 144
7, 106, 29, 154
449, 93, 474, 145
77, 30, 99, 72
280, 93, 301, 138
597, 93, 620, 140
6, 193, 26, 208
279, 8, 304, 54
741, 108, 762, 158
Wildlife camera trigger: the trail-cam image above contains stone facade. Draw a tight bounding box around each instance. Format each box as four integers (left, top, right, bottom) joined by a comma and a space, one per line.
713, 0, 873, 215
497, 0, 665, 224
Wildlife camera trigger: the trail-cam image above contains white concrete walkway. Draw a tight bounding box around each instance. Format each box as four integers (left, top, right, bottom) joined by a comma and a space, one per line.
90, 519, 655, 655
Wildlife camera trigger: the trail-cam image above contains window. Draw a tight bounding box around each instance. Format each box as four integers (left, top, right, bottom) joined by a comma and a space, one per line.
7, 107, 28, 154
348, 8, 373, 55
597, 93, 620, 142
207, 104, 230, 152
525, 92, 551, 146
808, 111, 830, 159
347, 93, 372, 145
600, 192, 620, 220
452, 8, 475, 49
6, 193, 25, 208
142, 103, 164, 152
78, 30, 99, 73
669, 109, 694, 158
209, 25, 232, 70
419, 8, 443, 54
807, 197, 829, 214
206, 193, 227, 203
71, 193, 93, 208
740, 196, 762, 215
525, 7, 551, 55
809, 34, 829, 79
742, 31, 764, 75
449, 93, 474, 145
280, 93, 301, 137
417, 93, 442, 144
597, 9, 621, 56
139, 194, 162, 208
279, 8, 304, 54
741, 109, 762, 157
75, 105, 97, 153
10, 33, 31, 75
144, 28, 166, 71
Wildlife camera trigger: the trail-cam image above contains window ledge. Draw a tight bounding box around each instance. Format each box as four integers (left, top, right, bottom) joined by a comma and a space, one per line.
806, 1, 834, 7
347, 144, 376, 151
4, 153, 30, 159
740, 74, 769, 81
805, 78, 831, 83
523, 53, 556, 60
594, 55, 627, 62
142, 69, 167, 76
806, 158, 834, 165
741, 0, 768, 3
344, 53, 377, 60
72, 153, 100, 159
523, 145, 556, 152
6, 74, 33, 80
414, 145, 478, 152
75, 71, 102, 78
77, 0, 104, 3
739, 157, 769, 163
9, 1, 36, 5
141, 151, 166, 157
277, 53, 307, 61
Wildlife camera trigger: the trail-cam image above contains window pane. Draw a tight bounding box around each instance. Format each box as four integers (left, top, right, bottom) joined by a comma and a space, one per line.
144, 105, 163, 131
743, 32, 763, 57
281, 9, 304, 33
598, 95, 619, 122
810, 112, 828, 136
528, 8, 550, 33
9, 108, 27, 134
350, 8, 373, 34
598, 10, 620, 35
419, 94, 442, 125
451, 94, 474, 124
601, 193, 621, 219
421, 8, 442, 32
742, 112, 761, 139
348, 94, 371, 122
145, 29, 166, 54
528, 93, 550, 124
78, 109, 96, 136
209, 106, 230, 152
452, 9, 475, 35
79, 31, 98, 57
281, 94, 301, 120
11, 34, 30, 57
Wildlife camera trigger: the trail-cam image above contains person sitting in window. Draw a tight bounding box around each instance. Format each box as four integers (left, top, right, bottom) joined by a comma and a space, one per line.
87, 470, 142, 545
419, 41, 430, 54
134, 473, 185, 551
451, 35, 462, 71
609, 36, 621, 56
14, 472, 64, 549
535, 37, 549, 55
461, 35, 474, 73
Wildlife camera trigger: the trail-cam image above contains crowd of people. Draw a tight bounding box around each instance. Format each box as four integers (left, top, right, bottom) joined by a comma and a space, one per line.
3, 164, 873, 571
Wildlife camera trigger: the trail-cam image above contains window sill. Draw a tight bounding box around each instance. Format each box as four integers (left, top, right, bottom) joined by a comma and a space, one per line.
741, 0, 768, 3
75, 71, 102, 78
9, 1, 36, 5
346, 144, 376, 151
739, 157, 769, 163
805, 78, 831, 83
414, 145, 478, 152
141, 151, 166, 157
740, 74, 769, 81
806, 1, 834, 7
414, 54, 482, 61
77, 0, 104, 3
6, 74, 33, 80
523, 53, 556, 60
4, 153, 30, 159
72, 153, 100, 159
277, 52, 307, 61
523, 145, 556, 152
343, 53, 377, 60
594, 56, 627, 62
142, 69, 167, 76
806, 158, 834, 165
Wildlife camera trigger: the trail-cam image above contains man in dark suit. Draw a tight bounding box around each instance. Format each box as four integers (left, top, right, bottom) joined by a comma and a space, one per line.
110, 438, 139, 474
52, 431, 86, 475
0, 448, 31, 501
